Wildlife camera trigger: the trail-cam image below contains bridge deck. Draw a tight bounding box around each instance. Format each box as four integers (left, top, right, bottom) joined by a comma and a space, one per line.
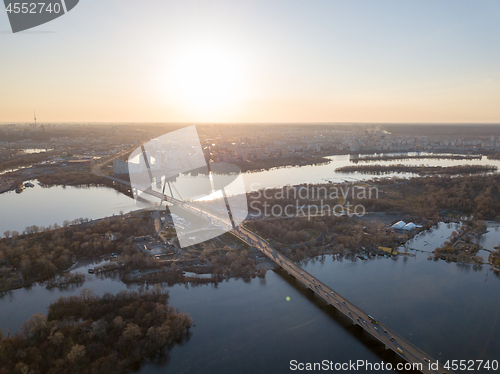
232, 226, 453, 374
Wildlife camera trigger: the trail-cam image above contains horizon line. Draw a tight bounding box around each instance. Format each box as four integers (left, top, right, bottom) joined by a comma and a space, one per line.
2, 121, 500, 126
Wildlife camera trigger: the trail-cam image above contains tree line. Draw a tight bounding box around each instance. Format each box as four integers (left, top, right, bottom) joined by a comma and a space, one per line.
234, 155, 330, 173
336, 164, 497, 175
247, 216, 418, 262
350, 154, 482, 163
0, 287, 192, 374
0, 215, 153, 292
0, 150, 58, 173
348, 174, 500, 220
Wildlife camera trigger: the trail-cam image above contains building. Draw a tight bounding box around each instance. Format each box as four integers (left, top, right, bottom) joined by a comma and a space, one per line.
403, 222, 417, 231
113, 159, 129, 175
391, 221, 406, 229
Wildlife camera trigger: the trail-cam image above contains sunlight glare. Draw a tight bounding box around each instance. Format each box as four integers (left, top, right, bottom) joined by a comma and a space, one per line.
165, 46, 245, 117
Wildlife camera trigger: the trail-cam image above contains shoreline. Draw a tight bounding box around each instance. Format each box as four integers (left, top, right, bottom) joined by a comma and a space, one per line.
1, 149, 494, 193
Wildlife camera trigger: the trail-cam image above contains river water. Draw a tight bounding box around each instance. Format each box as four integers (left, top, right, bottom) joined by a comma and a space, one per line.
0, 181, 143, 234
1, 222, 500, 373
2, 153, 500, 234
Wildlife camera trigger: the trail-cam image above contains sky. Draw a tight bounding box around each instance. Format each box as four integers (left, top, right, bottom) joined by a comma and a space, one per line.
1, 0, 500, 123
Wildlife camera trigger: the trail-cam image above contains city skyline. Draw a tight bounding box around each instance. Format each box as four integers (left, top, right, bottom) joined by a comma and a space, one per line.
1, 0, 500, 123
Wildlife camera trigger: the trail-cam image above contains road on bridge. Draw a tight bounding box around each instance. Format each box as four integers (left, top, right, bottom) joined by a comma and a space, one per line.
231, 226, 453, 374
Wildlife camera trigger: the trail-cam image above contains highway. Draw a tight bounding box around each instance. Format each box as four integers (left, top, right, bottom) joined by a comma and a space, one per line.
92, 165, 453, 374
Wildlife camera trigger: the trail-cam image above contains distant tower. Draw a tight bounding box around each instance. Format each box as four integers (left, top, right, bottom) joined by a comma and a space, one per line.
34, 110, 37, 126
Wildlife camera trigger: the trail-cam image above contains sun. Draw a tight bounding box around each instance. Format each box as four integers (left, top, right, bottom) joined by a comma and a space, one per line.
164, 46, 245, 118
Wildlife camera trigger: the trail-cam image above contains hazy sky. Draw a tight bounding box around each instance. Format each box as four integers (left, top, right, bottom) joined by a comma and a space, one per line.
1, 0, 500, 123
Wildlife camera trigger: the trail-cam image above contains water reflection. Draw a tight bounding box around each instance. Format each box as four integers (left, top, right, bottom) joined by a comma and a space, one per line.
0, 181, 145, 234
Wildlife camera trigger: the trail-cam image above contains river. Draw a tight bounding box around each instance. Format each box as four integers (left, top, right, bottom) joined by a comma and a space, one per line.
0, 181, 145, 234
1, 222, 500, 373
2, 152, 500, 234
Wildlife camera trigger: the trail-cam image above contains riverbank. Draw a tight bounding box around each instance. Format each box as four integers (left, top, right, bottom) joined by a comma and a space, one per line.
433, 220, 500, 271
0, 179, 15, 194
0, 213, 153, 293
0, 158, 133, 198
234, 154, 331, 172
350, 153, 483, 163
336, 164, 497, 175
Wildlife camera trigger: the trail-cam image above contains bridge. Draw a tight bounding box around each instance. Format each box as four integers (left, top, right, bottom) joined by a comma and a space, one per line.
92, 158, 453, 374
232, 225, 452, 374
